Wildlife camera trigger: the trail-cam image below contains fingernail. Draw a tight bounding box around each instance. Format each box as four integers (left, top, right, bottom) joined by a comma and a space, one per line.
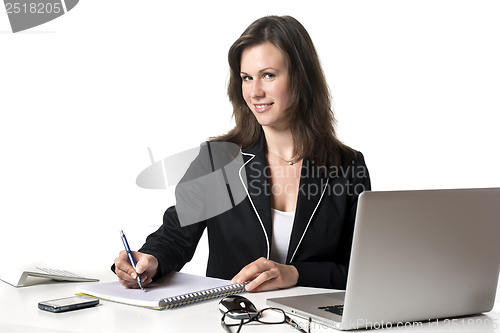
245, 284, 252, 291
131, 272, 137, 279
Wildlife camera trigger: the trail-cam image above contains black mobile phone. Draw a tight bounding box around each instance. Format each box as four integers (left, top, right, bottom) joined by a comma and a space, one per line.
38, 295, 99, 313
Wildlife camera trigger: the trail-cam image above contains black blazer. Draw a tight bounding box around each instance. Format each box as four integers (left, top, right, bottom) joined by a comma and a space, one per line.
139, 133, 371, 289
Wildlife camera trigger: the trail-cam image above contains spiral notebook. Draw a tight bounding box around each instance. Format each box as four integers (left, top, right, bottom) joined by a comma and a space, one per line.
76, 272, 247, 310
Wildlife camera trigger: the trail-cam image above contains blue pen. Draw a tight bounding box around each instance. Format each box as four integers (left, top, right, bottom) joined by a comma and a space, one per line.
120, 230, 144, 290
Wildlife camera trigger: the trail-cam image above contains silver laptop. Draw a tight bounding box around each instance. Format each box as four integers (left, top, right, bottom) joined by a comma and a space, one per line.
268, 188, 500, 330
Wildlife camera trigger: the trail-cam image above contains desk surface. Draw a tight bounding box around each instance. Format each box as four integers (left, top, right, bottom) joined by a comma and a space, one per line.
1, 269, 499, 333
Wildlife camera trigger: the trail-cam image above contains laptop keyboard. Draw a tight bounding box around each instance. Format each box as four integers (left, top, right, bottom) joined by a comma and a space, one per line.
318, 305, 344, 316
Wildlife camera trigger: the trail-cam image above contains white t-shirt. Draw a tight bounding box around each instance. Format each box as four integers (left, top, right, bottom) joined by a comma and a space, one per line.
269, 209, 295, 264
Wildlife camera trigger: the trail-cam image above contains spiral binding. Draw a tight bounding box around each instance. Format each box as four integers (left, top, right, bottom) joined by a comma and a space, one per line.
159, 282, 248, 309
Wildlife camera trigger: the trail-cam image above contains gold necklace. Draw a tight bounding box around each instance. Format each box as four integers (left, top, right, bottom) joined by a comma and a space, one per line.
266, 148, 296, 165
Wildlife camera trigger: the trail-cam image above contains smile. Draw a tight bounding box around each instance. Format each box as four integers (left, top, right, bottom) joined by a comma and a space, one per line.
254, 103, 274, 113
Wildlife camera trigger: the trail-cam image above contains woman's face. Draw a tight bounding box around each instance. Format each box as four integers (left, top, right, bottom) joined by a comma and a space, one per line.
240, 42, 291, 131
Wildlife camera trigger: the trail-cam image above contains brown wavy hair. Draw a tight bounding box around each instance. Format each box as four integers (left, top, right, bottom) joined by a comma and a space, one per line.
213, 15, 355, 168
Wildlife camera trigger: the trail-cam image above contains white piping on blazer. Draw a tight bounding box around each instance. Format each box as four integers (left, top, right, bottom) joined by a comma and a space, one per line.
238, 151, 329, 263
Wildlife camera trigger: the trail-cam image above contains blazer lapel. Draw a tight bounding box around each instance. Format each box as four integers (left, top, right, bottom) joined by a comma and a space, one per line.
242, 133, 273, 252
241, 131, 329, 262
287, 159, 329, 263
244, 153, 272, 240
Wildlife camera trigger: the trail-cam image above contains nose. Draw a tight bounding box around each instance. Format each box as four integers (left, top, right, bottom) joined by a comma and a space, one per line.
250, 80, 264, 99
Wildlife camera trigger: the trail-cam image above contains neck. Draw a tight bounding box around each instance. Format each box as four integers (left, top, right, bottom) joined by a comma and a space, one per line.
262, 126, 295, 159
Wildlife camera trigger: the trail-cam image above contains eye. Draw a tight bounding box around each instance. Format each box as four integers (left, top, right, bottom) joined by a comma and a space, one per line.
241, 75, 253, 82
263, 73, 275, 80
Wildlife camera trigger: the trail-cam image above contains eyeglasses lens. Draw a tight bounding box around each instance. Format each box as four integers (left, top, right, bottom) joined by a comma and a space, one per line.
257, 308, 286, 324
223, 311, 251, 326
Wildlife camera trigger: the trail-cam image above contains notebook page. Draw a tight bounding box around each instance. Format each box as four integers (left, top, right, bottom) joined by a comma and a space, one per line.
76, 272, 232, 309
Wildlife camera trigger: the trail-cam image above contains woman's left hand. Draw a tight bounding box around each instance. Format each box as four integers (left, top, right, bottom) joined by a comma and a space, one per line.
231, 257, 299, 292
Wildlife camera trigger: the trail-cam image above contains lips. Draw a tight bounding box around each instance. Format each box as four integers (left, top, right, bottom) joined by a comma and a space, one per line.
254, 103, 274, 113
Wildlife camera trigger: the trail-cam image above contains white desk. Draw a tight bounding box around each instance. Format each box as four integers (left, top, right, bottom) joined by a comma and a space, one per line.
1, 270, 499, 333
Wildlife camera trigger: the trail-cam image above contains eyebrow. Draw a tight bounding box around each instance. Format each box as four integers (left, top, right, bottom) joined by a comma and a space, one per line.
240, 67, 279, 75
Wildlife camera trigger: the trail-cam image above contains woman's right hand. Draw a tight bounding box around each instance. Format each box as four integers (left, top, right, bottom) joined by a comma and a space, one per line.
113, 251, 159, 288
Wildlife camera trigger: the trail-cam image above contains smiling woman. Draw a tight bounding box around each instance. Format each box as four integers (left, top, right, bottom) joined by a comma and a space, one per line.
240, 42, 291, 131
113, 15, 371, 292
220, 15, 354, 169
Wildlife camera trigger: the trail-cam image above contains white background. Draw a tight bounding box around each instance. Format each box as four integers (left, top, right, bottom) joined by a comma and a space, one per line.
1, 1, 499, 277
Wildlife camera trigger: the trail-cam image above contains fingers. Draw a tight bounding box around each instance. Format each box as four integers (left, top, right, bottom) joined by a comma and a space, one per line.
113, 251, 159, 288
231, 257, 299, 292
114, 251, 135, 278
135, 254, 153, 274
245, 266, 280, 292
231, 257, 267, 284
118, 274, 153, 289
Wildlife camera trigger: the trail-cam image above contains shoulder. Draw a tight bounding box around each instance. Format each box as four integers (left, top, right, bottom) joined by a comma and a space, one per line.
353, 150, 368, 167
349, 150, 371, 191
325, 149, 370, 181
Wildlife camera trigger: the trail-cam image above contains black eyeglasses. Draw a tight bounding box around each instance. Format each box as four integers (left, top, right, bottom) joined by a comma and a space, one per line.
219, 299, 310, 333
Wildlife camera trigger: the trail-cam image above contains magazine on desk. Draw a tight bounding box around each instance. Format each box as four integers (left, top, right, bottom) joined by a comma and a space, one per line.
76, 272, 247, 310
